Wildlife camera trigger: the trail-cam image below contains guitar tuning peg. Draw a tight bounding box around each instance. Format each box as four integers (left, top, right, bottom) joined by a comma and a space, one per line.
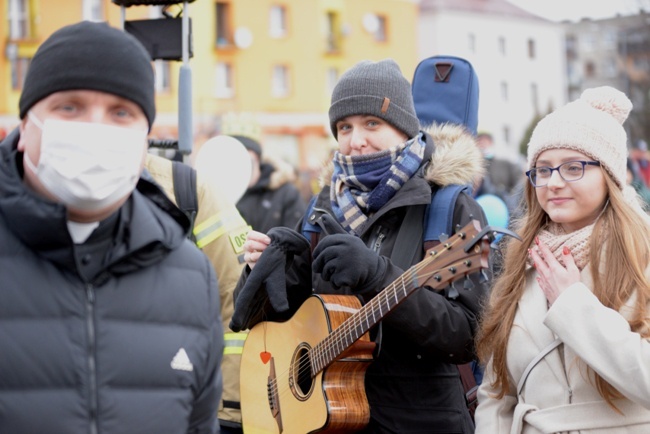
447, 282, 460, 300
479, 269, 492, 283
463, 276, 475, 290
439, 233, 449, 242
455, 223, 461, 232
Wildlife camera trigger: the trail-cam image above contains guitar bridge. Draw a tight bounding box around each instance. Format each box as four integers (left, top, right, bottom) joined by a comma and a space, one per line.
266, 357, 283, 432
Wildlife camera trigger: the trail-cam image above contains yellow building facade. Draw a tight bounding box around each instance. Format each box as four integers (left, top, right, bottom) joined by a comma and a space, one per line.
1, 0, 419, 192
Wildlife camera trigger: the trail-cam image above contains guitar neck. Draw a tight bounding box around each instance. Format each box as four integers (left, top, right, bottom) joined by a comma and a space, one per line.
310, 268, 421, 374
307, 220, 489, 376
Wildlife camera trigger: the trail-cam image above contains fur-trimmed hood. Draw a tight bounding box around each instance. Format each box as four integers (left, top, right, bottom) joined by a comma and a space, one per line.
319, 123, 485, 188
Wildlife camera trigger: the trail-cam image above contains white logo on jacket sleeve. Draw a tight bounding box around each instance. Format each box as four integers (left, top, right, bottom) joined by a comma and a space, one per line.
171, 348, 194, 372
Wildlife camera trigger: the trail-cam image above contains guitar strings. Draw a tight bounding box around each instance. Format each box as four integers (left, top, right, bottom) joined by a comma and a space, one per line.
266, 229, 481, 402
267, 264, 455, 405
267, 231, 479, 400
268, 268, 453, 402
267, 269, 426, 405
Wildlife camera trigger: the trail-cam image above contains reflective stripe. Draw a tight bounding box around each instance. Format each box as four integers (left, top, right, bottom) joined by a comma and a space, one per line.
194, 210, 247, 249
224, 331, 248, 355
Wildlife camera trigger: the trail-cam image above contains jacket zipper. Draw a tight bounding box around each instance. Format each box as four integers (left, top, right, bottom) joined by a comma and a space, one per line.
372, 230, 386, 253
86, 284, 99, 434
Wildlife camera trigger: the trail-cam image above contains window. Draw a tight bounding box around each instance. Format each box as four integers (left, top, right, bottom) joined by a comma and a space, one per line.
502, 125, 511, 145
500, 81, 509, 101
269, 5, 287, 38
530, 82, 539, 112
272, 65, 290, 98
566, 34, 578, 60
603, 57, 617, 77
10, 57, 30, 90
468, 33, 476, 53
527, 38, 536, 59
325, 11, 340, 52
8, 0, 30, 39
154, 60, 171, 93
215, 62, 234, 98
82, 0, 103, 22
582, 33, 595, 52
603, 30, 617, 49
215, 2, 232, 47
326, 67, 338, 94
498, 36, 506, 55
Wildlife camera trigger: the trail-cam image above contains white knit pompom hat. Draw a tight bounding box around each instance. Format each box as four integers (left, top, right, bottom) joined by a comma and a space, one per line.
527, 86, 632, 189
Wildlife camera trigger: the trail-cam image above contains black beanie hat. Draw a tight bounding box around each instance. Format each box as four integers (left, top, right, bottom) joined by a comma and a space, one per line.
328, 59, 420, 139
231, 135, 263, 158
19, 21, 155, 128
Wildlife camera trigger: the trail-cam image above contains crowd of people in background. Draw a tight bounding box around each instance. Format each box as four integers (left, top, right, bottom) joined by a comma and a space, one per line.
628, 139, 650, 211
1, 18, 650, 434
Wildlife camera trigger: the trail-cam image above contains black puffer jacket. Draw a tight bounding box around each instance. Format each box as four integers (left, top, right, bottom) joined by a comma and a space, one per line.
0, 130, 224, 434
236, 125, 489, 433
236, 156, 306, 233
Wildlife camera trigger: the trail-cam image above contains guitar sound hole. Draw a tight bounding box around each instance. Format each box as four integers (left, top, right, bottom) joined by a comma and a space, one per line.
290, 344, 314, 400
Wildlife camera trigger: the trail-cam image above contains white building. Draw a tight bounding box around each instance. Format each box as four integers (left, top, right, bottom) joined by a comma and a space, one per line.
418, 0, 567, 158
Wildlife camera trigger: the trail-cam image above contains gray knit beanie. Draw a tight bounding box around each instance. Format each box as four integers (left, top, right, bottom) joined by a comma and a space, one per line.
19, 21, 155, 129
329, 59, 420, 139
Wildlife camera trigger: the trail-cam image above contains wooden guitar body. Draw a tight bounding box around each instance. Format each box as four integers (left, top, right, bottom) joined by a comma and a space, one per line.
240, 294, 374, 434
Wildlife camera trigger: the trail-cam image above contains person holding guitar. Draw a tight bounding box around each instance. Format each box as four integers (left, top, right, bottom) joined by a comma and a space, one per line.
475, 86, 650, 433
234, 59, 490, 433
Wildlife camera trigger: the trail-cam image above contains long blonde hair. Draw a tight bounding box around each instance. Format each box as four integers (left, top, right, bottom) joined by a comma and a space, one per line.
476, 172, 650, 407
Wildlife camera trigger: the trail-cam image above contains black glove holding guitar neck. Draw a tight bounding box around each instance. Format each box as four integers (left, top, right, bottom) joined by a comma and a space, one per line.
312, 214, 392, 296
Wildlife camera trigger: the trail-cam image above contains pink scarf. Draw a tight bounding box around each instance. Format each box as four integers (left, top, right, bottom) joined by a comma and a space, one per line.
534, 222, 596, 271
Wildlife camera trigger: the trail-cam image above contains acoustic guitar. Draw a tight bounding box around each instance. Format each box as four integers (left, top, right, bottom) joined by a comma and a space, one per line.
240, 219, 491, 433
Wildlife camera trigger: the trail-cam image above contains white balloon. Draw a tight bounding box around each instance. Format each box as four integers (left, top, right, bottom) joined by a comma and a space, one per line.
194, 135, 252, 204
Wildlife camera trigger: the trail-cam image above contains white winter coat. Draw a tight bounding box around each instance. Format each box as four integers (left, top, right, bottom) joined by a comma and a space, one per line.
475, 263, 650, 434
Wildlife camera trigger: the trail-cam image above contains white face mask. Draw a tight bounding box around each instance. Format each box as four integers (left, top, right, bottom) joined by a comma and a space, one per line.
25, 112, 147, 211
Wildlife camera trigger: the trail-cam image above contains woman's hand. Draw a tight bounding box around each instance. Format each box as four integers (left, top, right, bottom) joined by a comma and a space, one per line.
529, 238, 581, 306
243, 230, 271, 269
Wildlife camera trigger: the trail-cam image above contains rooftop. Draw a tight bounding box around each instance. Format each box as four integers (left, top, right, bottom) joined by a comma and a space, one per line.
420, 0, 548, 22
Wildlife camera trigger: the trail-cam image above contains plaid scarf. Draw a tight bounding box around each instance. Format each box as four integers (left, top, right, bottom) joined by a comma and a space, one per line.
330, 133, 425, 235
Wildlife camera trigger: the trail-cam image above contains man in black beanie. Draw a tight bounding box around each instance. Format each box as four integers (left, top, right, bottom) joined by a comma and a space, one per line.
0, 21, 223, 434
233, 59, 488, 433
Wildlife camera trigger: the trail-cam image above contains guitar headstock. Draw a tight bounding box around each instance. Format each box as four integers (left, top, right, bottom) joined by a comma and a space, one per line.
415, 219, 490, 290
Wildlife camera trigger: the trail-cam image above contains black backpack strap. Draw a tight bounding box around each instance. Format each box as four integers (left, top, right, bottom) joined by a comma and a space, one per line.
171, 160, 198, 242
389, 203, 427, 270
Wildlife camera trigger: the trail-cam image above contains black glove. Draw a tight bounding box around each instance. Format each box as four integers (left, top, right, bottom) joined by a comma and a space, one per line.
312, 214, 387, 294
230, 227, 310, 332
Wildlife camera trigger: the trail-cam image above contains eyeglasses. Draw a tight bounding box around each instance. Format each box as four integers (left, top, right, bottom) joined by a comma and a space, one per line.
526, 160, 601, 187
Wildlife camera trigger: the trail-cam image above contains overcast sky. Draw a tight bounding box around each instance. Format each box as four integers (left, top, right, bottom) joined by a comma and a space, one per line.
505, 0, 650, 22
